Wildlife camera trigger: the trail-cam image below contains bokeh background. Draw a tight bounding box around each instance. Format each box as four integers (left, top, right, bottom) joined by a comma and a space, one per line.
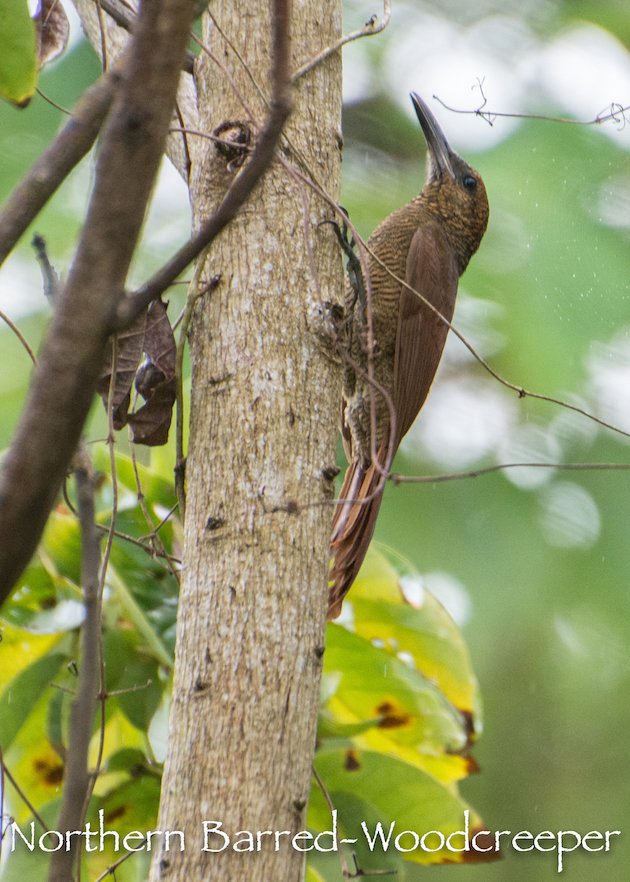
1, 1, 630, 880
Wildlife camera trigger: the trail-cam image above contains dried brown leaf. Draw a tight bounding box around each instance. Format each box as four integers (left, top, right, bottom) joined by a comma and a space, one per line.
96, 313, 147, 430
34, 0, 70, 69
128, 376, 177, 446
127, 300, 177, 446
143, 299, 176, 379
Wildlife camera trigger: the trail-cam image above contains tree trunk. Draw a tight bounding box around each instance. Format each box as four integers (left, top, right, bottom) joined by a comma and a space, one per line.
151, 3, 343, 880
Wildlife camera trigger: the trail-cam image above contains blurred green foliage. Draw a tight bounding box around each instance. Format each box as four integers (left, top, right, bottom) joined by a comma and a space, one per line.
1, 1, 630, 880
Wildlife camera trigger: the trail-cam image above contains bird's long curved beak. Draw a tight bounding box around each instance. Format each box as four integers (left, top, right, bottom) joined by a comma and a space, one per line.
410, 92, 455, 179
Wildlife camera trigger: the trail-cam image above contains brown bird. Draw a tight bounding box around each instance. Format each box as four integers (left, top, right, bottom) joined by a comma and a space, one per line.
328, 93, 489, 619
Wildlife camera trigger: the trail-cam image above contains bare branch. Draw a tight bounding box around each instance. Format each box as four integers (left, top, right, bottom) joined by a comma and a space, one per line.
434, 84, 630, 130
94, 852, 135, 881
73, 0, 200, 179
35, 88, 72, 115
174, 275, 221, 519
293, 0, 391, 81
0, 0, 200, 606
32, 234, 61, 301
0, 309, 37, 365
130, 432, 181, 583
96, 0, 197, 74
0, 72, 116, 266
392, 460, 630, 485
47, 456, 101, 882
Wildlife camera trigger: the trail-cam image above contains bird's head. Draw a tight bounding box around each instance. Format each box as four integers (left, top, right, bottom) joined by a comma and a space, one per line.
411, 92, 489, 273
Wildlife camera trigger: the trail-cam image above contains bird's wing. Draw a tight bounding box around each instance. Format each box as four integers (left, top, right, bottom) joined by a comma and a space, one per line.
392, 222, 459, 446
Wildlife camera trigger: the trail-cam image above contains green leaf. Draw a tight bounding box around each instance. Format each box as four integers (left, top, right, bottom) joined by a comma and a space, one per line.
41, 509, 82, 585
105, 747, 160, 776
103, 630, 164, 730
92, 446, 177, 510
107, 563, 174, 669
0, 621, 64, 687
305, 865, 327, 882
311, 749, 497, 867
0, 650, 67, 748
0, 0, 37, 106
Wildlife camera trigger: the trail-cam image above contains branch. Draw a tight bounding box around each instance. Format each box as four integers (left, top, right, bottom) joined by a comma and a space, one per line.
0, 0, 199, 606
96, 0, 197, 74
434, 84, 630, 130
114, 0, 293, 327
0, 309, 37, 365
72, 0, 199, 180
0, 72, 116, 266
47, 457, 101, 882
292, 0, 391, 81
391, 460, 630, 485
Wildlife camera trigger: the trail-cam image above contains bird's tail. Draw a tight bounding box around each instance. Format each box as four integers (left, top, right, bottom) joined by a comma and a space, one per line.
328, 443, 388, 619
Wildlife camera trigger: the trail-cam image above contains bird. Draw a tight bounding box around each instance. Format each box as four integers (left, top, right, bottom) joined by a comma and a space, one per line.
328, 92, 489, 619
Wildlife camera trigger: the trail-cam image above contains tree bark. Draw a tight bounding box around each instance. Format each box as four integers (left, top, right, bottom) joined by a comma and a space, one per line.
151, 2, 343, 881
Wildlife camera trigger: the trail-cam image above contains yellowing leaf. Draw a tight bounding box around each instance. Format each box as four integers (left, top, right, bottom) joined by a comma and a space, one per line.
0, 649, 67, 749
0, 0, 37, 106
323, 624, 473, 783
347, 545, 481, 722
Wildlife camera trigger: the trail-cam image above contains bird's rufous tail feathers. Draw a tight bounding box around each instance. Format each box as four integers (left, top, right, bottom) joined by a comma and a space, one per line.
328, 443, 388, 619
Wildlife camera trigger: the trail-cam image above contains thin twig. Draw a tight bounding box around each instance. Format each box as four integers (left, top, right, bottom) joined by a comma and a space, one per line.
150, 502, 179, 536
434, 82, 630, 130
129, 426, 181, 583
391, 460, 630, 485
0, 309, 37, 365
35, 88, 71, 115
312, 764, 357, 878
191, 28, 256, 118
47, 454, 102, 882
94, 521, 182, 565
175, 275, 221, 520
81, 344, 122, 837
107, 679, 152, 698
61, 476, 181, 565
94, 851, 135, 881
293, 0, 391, 81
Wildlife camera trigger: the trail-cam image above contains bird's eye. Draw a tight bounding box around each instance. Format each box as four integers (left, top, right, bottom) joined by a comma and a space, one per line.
462, 175, 477, 192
